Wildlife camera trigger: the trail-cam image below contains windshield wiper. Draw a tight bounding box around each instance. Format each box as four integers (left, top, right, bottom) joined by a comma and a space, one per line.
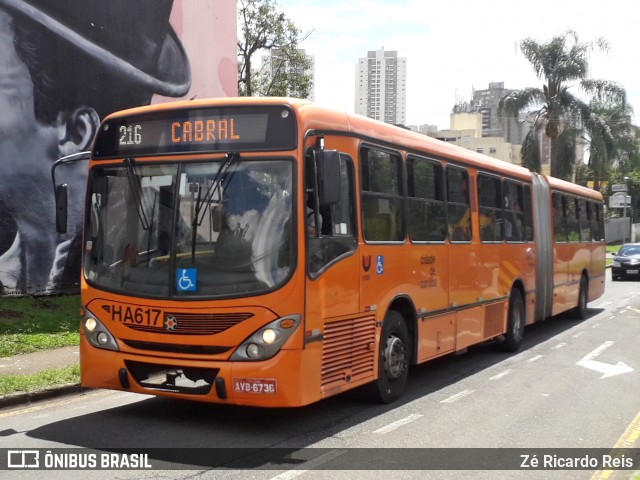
123, 158, 151, 231
190, 152, 240, 262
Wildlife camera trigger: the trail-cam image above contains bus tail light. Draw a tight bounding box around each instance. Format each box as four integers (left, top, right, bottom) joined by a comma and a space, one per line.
230, 314, 301, 361
83, 310, 119, 351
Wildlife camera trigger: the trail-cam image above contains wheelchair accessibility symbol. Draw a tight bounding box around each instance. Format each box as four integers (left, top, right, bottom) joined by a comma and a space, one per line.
177, 268, 197, 292
376, 255, 384, 275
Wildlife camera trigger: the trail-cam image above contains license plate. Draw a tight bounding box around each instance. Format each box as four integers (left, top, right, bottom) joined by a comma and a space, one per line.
626, 269, 639, 275
233, 378, 277, 394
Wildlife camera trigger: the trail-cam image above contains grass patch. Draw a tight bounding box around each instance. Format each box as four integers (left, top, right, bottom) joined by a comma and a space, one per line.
606, 244, 622, 255
0, 294, 80, 357
0, 365, 80, 395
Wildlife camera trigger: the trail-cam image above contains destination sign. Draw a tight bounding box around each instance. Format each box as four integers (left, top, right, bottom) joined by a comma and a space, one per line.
92, 105, 297, 159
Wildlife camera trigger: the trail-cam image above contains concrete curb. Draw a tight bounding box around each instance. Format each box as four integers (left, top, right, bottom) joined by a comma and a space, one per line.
0, 383, 85, 409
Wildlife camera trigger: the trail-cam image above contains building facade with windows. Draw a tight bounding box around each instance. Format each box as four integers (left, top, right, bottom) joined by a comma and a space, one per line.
430, 112, 521, 164
453, 81, 527, 145
355, 48, 407, 125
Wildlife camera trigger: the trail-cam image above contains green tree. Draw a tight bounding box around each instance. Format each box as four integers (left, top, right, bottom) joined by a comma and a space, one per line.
237, 0, 312, 98
499, 30, 627, 180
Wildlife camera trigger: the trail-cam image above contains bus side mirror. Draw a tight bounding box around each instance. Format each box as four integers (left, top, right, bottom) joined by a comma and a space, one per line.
318, 149, 340, 207
55, 184, 68, 234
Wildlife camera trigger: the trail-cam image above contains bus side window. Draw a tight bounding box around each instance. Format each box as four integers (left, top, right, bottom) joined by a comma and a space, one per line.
503, 180, 525, 243
446, 167, 471, 242
360, 147, 404, 242
478, 173, 502, 242
407, 156, 446, 242
579, 199, 590, 242
552, 193, 568, 242
523, 185, 533, 241
567, 197, 580, 242
590, 201, 604, 241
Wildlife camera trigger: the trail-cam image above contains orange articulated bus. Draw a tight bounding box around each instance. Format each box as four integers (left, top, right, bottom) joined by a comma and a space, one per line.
53, 98, 605, 407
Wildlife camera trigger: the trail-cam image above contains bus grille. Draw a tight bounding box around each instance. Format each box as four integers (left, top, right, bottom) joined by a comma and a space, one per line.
121, 340, 231, 355
321, 315, 376, 392
100, 305, 253, 335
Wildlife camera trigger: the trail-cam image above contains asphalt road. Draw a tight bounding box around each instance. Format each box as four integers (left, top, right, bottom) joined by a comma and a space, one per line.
1, 269, 639, 480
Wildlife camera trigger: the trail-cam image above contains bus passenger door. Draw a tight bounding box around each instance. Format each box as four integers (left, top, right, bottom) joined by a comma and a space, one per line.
304, 152, 362, 394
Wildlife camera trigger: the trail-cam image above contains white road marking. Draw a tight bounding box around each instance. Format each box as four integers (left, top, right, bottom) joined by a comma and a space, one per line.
576, 341, 634, 379
440, 389, 474, 404
268, 450, 347, 480
373, 414, 423, 434
527, 355, 543, 363
489, 369, 512, 381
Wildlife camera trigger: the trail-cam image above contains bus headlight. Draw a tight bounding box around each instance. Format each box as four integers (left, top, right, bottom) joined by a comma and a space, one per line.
82, 310, 119, 351
230, 315, 301, 361
262, 328, 277, 344
246, 344, 262, 359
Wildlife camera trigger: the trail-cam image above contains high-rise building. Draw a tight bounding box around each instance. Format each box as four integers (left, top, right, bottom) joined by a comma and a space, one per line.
355, 48, 407, 125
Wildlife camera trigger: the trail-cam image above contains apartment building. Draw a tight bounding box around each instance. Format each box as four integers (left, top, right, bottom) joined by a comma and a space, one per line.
355, 48, 407, 125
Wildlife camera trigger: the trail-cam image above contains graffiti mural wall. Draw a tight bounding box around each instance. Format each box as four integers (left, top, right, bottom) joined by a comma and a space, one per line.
0, 0, 237, 296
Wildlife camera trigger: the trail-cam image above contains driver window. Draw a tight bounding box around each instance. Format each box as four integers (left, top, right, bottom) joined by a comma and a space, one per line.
306, 153, 357, 277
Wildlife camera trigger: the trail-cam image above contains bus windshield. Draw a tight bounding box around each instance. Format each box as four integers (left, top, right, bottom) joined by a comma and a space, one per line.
83, 157, 294, 298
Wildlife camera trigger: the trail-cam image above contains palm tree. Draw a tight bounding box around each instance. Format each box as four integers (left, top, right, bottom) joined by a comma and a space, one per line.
499, 30, 627, 180
582, 98, 635, 190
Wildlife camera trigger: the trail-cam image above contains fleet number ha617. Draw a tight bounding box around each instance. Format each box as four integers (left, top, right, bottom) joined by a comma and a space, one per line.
111, 304, 163, 326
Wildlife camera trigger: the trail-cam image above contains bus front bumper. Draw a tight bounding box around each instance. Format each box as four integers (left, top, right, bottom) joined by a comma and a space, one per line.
80, 336, 307, 407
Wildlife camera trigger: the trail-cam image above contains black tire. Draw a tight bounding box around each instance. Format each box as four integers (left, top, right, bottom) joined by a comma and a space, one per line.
363, 310, 410, 404
500, 289, 525, 352
571, 274, 589, 320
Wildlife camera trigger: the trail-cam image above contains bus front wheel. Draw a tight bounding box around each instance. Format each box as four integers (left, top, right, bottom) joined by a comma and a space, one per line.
364, 310, 410, 404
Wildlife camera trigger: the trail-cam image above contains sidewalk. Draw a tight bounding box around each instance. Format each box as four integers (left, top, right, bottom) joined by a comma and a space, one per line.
0, 345, 82, 408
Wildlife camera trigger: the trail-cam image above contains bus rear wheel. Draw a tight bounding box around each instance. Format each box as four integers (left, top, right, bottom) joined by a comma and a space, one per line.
500, 289, 525, 352
571, 274, 589, 320
364, 310, 410, 404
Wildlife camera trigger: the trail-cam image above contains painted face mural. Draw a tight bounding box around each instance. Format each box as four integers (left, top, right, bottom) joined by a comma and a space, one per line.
0, 0, 237, 295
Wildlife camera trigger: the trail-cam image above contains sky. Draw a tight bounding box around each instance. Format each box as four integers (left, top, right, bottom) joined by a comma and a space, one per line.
275, 0, 640, 130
